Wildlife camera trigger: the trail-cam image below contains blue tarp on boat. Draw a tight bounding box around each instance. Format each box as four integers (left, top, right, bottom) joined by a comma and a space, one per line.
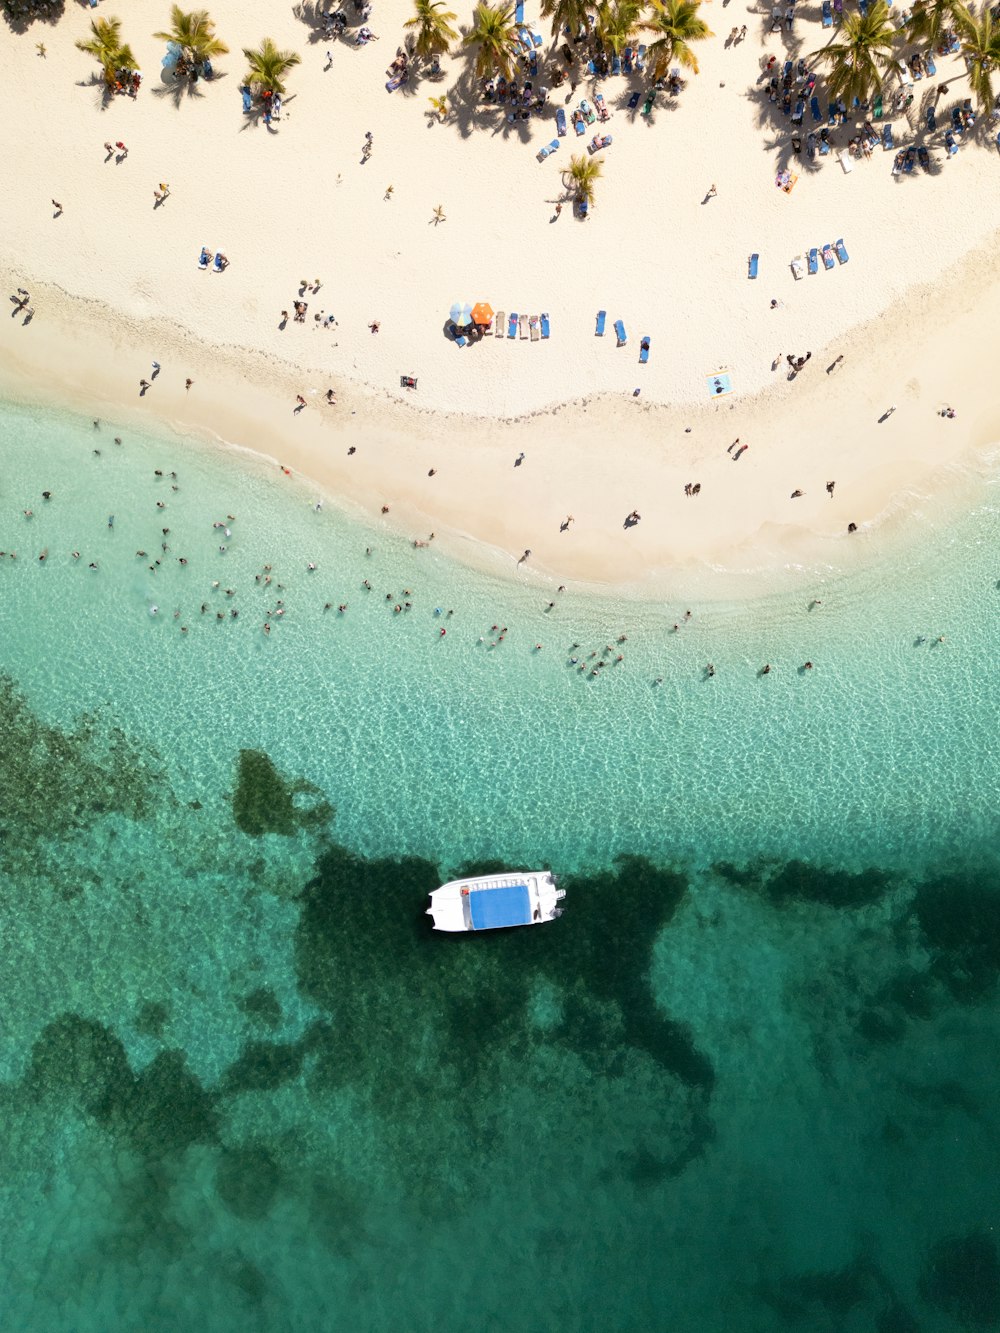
469, 884, 532, 929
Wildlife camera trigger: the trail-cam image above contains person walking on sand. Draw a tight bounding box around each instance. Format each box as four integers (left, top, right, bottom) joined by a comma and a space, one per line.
51, 200, 63, 214
707, 183, 717, 197
115, 141, 127, 158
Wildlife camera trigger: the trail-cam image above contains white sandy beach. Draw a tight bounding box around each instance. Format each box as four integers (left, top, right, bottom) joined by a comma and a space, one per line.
2, 0, 999, 587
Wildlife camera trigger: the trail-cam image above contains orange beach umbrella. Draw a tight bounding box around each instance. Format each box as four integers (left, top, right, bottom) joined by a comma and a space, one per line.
470, 302, 494, 327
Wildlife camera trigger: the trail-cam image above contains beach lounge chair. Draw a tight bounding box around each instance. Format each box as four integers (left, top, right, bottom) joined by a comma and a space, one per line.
873, 92, 882, 119
515, 0, 524, 21
198, 247, 211, 269
213, 252, 225, 272
578, 197, 588, 218
642, 91, 655, 116
822, 244, 835, 270
944, 130, 957, 155
839, 149, 854, 173
917, 145, 930, 170
623, 48, 633, 74
808, 247, 818, 275
636, 46, 646, 73
859, 0, 868, 13
530, 30, 543, 46
748, 253, 759, 279
882, 123, 893, 150
582, 99, 596, 124
596, 309, 607, 336
951, 107, 963, 134
639, 336, 650, 364
586, 58, 597, 76
455, 335, 468, 348
595, 92, 610, 121
834, 238, 849, 264
892, 150, 904, 176
611, 54, 621, 76
791, 255, 805, 279
529, 315, 540, 341
537, 139, 560, 161
614, 319, 627, 345
627, 91, 641, 109
903, 147, 915, 173
819, 137, 830, 155
811, 96, 822, 122
926, 105, 936, 131
556, 107, 567, 136
241, 86, 252, 113
574, 110, 585, 135
540, 312, 550, 338
508, 312, 518, 338
822, 0, 833, 24
519, 314, 528, 339
926, 53, 936, 75
792, 100, 804, 124
496, 311, 505, 338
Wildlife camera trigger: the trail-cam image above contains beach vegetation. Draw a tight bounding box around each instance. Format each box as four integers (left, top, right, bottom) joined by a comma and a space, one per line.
427, 92, 449, 120
75, 15, 138, 86
956, 3, 1000, 109
2, 0, 64, 30
595, 0, 643, 56
815, 0, 897, 105
540, 0, 592, 39
153, 6, 229, 64
563, 151, 604, 204
463, 2, 521, 79
404, 0, 459, 58
241, 36, 302, 96
905, 0, 963, 48
642, 0, 713, 79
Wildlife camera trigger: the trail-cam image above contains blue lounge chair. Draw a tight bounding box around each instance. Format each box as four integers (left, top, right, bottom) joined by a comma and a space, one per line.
596, 310, 607, 336
574, 110, 585, 135
587, 59, 596, 76
635, 45, 646, 72
623, 48, 633, 74
951, 107, 963, 134
903, 147, 915, 172
882, 123, 893, 150
241, 86, 252, 113
926, 53, 936, 75
822, 244, 835, 270
537, 139, 559, 160
515, 0, 524, 21
639, 336, 650, 364
748, 253, 759, 279
808, 247, 818, 275
578, 198, 588, 218
614, 319, 627, 345
811, 96, 821, 122
822, 0, 832, 24
859, 0, 868, 14
828, 102, 838, 125
540, 312, 550, 338
531, 30, 542, 47
834, 238, 849, 264
819, 137, 830, 155
945, 130, 957, 155
783, 60, 792, 80
508, 312, 518, 338
917, 145, 930, 170
792, 100, 804, 124
455, 335, 468, 348
213, 252, 225, 272
926, 105, 936, 131
627, 91, 640, 109
202, 59, 214, 80
611, 54, 621, 76
556, 107, 567, 136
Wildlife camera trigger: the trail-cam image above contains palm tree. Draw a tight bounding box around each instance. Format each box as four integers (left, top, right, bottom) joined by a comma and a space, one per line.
562, 152, 604, 205
595, 0, 643, 56
242, 37, 302, 95
815, 0, 897, 105
956, 3, 1000, 109
905, 0, 962, 49
463, 3, 520, 79
539, 0, 591, 40
432, 204, 447, 223
405, 0, 459, 58
75, 16, 138, 86
154, 6, 229, 64
428, 93, 449, 120
642, 0, 713, 81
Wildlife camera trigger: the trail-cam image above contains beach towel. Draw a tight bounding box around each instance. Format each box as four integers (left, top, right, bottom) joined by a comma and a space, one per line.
596, 310, 607, 336
582, 99, 596, 124
873, 92, 882, 119
707, 371, 733, 397
540, 312, 550, 338
748, 253, 759, 279
639, 337, 650, 364
627, 91, 640, 109
614, 319, 627, 345
519, 314, 528, 339
508, 312, 518, 338
808, 248, 818, 275
834, 238, 849, 264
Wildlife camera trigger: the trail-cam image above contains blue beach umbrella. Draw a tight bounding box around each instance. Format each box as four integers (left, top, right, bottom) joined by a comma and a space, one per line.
449, 301, 465, 324
459, 303, 474, 326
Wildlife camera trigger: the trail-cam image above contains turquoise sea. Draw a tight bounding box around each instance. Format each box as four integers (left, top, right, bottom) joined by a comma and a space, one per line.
1, 396, 999, 1332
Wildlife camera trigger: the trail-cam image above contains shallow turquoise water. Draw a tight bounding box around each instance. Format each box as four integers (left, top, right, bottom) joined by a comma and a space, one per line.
1, 398, 999, 1331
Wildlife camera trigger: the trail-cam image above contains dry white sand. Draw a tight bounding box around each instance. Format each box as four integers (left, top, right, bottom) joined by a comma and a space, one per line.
3, 0, 999, 589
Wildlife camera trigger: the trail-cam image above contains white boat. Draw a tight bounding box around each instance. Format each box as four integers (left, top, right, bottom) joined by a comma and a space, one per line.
426, 871, 564, 933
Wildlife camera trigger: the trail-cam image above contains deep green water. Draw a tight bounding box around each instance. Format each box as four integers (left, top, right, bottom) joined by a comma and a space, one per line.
1, 399, 999, 1332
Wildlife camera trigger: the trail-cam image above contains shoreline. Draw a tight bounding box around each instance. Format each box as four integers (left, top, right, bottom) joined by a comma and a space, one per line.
2, 257, 999, 601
